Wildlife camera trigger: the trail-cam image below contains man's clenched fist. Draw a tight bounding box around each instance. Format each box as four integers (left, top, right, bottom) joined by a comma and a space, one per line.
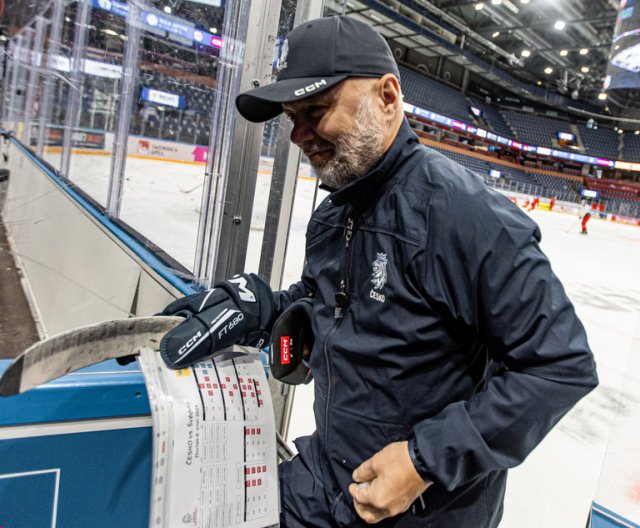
159, 273, 274, 369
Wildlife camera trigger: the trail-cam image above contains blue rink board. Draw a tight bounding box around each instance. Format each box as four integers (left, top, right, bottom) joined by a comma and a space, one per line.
591, 503, 640, 528
0, 359, 153, 527
0, 427, 152, 527
0, 358, 151, 425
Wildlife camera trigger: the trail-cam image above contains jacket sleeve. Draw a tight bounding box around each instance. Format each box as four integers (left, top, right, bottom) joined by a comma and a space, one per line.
412, 183, 598, 491
271, 264, 317, 322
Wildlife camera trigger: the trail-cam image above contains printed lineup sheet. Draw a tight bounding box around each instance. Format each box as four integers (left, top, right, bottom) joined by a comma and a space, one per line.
138, 346, 279, 528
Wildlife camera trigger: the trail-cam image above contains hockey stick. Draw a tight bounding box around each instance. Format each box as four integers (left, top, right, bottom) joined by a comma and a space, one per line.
0, 316, 298, 462
180, 182, 203, 194
566, 217, 581, 233
0, 316, 183, 396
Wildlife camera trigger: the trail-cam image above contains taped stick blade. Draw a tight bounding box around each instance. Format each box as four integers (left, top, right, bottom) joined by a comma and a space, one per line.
0, 316, 182, 396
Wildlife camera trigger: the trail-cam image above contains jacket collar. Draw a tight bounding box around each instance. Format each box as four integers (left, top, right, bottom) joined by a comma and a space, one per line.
328, 118, 418, 213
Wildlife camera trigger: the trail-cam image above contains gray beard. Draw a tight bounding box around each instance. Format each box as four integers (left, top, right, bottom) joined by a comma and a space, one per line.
311, 98, 386, 190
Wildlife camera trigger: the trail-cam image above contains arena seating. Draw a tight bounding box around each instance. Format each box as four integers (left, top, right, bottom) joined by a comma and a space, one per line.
621, 132, 640, 161
467, 97, 513, 138
531, 172, 579, 202
180, 116, 197, 144
577, 125, 620, 160
399, 66, 472, 123
424, 141, 594, 204
427, 145, 546, 193
603, 196, 640, 218
502, 110, 573, 147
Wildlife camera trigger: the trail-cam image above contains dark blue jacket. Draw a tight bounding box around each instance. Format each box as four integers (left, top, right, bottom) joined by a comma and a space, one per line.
276, 119, 598, 526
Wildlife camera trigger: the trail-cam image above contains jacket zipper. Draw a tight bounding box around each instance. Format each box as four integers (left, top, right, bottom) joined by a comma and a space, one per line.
334, 215, 354, 319
324, 213, 356, 449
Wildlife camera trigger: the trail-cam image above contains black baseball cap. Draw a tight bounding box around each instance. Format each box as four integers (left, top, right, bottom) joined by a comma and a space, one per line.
236, 15, 400, 123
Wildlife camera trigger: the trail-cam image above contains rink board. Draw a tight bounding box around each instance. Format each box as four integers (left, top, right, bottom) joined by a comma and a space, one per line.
0, 359, 152, 528
592, 503, 640, 528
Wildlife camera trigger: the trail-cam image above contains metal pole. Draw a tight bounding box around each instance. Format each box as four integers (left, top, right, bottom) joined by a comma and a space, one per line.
193, 0, 285, 284
192, 0, 254, 282
22, 16, 46, 145
60, 0, 90, 179
258, 0, 325, 290
37, 0, 66, 157
106, 0, 144, 218
3, 38, 17, 124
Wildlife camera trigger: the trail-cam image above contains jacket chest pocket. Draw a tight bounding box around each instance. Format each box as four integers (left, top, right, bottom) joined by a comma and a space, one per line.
348, 227, 420, 309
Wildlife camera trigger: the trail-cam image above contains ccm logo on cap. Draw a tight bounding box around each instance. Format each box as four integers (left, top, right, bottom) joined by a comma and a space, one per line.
294, 79, 327, 97
280, 336, 291, 364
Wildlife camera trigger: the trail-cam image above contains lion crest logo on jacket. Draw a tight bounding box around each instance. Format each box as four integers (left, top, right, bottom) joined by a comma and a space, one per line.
371, 252, 388, 290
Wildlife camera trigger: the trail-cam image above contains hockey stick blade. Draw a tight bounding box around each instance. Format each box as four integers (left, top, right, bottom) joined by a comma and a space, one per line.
0, 316, 183, 396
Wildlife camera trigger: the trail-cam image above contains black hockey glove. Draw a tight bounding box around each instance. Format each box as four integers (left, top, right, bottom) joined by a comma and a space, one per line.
159, 273, 274, 369
269, 297, 314, 385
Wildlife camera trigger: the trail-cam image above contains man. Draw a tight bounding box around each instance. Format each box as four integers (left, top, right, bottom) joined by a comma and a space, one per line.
580, 200, 592, 235
160, 15, 598, 527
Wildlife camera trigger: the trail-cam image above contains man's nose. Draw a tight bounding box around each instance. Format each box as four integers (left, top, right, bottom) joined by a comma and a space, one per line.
290, 116, 316, 146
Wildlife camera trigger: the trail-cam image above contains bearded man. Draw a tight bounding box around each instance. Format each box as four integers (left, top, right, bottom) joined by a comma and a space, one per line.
160, 15, 598, 528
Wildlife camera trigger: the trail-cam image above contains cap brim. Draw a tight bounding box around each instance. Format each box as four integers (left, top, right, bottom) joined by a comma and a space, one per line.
236, 75, 348, 123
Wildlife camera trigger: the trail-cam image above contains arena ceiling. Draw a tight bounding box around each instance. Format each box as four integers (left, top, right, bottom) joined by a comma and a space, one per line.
324, 0, 625, 116
1, 0, 628, 117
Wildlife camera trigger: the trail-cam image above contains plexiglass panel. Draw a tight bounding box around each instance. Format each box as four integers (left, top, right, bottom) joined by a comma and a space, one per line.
39, 2, 79, 172
63, 0, 126, 205
6, 29, 34, 131
116, 0, 225, 271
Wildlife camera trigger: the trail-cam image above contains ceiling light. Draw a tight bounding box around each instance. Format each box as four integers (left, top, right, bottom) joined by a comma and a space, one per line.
163, 5, 172, 13
581, 66, 589, 73
520, 0, 529, 3
554, 20, 566, 30
492, 31, 500, 38
102, 28, 118, 36
209, 27, 218, 34
635, 130, 640, 135
579, 48, 589, 55
521, 49, 531, 57
491, 0, 502, 4
544, 67, 553, 74
537, 80, 542, 85
560, 49, 568, 57
598, 93, 607, 100
618, 129, 623, 134
475, 2, 484, 10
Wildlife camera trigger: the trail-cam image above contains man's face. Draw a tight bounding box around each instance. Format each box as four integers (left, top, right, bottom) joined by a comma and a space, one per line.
282, 79, 386, 189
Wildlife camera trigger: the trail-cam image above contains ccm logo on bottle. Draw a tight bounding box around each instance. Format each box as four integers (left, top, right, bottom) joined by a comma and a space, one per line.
280, 336, 291, 364
294, 79, 327, 97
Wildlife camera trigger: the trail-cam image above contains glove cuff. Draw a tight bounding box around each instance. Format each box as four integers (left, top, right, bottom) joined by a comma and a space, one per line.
269, 297, 314, 385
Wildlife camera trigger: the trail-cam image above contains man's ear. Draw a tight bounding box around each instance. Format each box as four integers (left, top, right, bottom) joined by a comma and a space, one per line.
378, 74, 401, 113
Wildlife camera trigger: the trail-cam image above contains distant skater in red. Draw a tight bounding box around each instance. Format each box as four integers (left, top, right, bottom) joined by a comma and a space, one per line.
580, 202, 591, 235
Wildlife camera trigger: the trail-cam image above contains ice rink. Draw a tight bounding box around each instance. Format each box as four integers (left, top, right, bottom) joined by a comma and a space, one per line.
38, 152, 640, 526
